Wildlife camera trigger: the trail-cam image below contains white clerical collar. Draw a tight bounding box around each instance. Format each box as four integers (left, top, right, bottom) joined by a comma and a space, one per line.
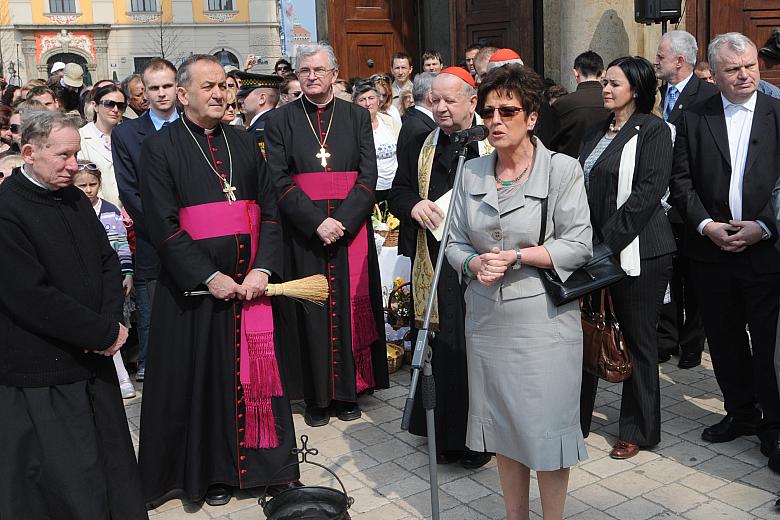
21, 164, 49, 190
721, 91, 757, 112
203, 126, 217, 135
669, 72, 693, 95
304, 93, 334, 108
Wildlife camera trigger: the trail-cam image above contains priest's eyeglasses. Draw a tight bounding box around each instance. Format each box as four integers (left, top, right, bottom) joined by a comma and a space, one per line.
296, 67, 335, 79
477, 106, 525, 120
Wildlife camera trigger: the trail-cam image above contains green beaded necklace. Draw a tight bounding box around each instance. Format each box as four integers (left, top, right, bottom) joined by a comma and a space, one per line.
495, 167, 528, 186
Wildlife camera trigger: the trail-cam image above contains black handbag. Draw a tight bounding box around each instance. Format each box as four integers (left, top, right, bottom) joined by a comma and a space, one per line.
537, 192, 626, 306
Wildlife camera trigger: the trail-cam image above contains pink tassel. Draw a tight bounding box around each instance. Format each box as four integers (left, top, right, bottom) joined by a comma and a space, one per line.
351, 296, 377, 393
245, 400, 260, 449
244, 395, 279, 449
247, 331, 283, 397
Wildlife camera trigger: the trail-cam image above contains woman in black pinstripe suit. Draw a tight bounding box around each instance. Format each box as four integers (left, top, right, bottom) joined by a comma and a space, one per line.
578, 56, 676, 459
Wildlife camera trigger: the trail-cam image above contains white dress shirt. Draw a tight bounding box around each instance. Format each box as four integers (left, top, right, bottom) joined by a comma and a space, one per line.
697, 92, 766, 236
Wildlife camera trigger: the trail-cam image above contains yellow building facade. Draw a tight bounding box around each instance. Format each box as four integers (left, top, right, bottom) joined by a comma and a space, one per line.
2, 0, 281, 83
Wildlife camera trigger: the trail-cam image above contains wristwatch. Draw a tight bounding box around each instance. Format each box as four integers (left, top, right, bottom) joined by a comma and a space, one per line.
762, 227, 771, 241
512, 248, 523, 270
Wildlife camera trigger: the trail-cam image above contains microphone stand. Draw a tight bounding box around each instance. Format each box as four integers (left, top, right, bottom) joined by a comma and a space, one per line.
400, 140, 472, 520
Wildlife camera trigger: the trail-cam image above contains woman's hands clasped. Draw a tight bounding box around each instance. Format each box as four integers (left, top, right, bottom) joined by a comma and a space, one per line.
473, 247, 518, 286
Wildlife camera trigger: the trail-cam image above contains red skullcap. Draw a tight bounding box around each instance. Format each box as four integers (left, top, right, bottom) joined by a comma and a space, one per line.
439, 66, 476, 89
489, 48, 523, 64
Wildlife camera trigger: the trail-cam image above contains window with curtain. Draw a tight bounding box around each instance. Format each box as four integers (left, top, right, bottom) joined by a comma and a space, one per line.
131, 0, 158, 12
49, 0, 76, 13
207, 0, 234, 11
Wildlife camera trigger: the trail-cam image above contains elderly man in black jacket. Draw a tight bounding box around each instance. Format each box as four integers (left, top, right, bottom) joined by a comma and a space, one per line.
0, 111, 147, 520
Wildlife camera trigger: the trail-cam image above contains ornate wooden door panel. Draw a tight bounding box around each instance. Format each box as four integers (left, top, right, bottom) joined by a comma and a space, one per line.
450, 0, 536, 71
328, 0, 417, 79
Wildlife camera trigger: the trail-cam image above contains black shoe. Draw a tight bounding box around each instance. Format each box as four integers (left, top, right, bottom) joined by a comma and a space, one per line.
204, 485, 231, 506
436, 451, 462, 465
304, 405, 330, 427
266, 480, 303, 498
658, 350, 672, 363
335, 401, 362, 422
776, 495, 780, 509
701, 415, 758, 443
678, 350, 702, 369
460, 449, 492, 469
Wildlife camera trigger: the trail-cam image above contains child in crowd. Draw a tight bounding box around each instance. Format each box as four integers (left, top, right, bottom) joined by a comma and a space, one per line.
72, 161, 137, 399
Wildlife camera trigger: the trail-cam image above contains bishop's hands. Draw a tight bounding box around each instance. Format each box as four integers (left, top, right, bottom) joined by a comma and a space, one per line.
411, 199, 445, 232
317, 217, 346, 246
207, 272, 245, 300
242, 270, 269, 301
703, 220, 764, 253
475, 247, 517, 286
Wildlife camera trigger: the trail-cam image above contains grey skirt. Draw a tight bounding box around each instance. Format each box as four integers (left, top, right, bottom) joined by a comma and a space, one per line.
464, 287, 587, 471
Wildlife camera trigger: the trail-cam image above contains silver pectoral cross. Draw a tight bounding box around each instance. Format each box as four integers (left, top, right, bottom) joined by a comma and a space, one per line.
223, 181, 237, 203
316, 146, 331, 168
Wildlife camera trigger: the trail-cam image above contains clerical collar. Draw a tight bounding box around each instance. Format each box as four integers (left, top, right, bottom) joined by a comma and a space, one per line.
21, 164, 49, 190
182, 114, 221, 136
303, 93, 334, 109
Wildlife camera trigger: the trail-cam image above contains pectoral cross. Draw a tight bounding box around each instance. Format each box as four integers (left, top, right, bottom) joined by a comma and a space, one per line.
316, 146, 331, 168
223, 181, 237, 203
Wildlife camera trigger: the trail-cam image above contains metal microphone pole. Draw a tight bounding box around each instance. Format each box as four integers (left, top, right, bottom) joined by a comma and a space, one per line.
400, 140, 472, 520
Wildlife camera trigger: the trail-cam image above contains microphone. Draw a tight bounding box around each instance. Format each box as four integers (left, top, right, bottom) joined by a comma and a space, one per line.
450, 125, 489, 145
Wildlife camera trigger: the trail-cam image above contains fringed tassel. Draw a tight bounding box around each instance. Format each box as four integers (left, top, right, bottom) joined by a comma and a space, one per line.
244, 393, 279, 449
246, 331, 283, 397
351, 296, 378, 393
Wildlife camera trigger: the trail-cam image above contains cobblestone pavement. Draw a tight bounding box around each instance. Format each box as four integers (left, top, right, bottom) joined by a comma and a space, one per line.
125, 351, 780, 519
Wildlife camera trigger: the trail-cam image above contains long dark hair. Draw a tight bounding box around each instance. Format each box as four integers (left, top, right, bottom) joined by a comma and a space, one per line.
91, 84, 126, 123
605, 56, 658, 114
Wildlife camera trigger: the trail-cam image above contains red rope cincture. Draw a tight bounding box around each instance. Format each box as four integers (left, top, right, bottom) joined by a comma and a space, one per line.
356, 182, 375, 200
161, 228, 184, 245
277, 185, 296, 202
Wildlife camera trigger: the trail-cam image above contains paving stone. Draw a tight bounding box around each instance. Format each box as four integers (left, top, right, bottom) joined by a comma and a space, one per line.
470, 492, 507, 519
749, 499, 780, 520
682, 499, 756, 519
636, 457, 697, 484
643, 483, 708, 513
658, 440, 717, 467
349, 426, 395, 446
377, 474, 431, 500
708, 481, 776, 511
351, 501, 412, 519
440, 476, 492, 502
413, 461, 470, 485
599, 469, 663, 498
579, 456, 634, 479
529, 495, 589, 518
396, 490, 461, 518
348, 487, 391, 513
676, 472, 728, 493
359, 461, 414, 487
567, 508, 618, 520
433, 504, 491, 519
571, 483, 627, 510
690, 454, 756, 481
738, 466, 778, 493
660, 416, 702, 437
367, 437, 418, 463
606, 496, 667, 520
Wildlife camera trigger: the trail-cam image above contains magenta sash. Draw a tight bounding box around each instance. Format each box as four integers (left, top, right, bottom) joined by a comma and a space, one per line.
292, 171, 378, 392
178, 200, 281, 449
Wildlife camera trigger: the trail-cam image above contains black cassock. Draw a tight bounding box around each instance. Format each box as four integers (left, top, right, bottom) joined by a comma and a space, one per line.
264, 97, 389, 407
138, 117, 298, 506
388, 131, 479, 455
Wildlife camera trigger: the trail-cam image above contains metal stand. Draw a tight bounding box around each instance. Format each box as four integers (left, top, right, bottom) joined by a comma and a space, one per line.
400, 143, 471, 520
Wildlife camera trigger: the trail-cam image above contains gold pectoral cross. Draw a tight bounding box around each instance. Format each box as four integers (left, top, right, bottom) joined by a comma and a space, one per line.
223, 181, 237, 203
316, 146, 331, 168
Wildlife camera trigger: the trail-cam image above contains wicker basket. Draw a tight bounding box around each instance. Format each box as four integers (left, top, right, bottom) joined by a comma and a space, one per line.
377, 229, 399, 248
387, 343, 404, 373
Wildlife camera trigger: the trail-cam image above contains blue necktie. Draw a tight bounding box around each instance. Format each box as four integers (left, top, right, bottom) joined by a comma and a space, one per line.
664, 85, 679, 121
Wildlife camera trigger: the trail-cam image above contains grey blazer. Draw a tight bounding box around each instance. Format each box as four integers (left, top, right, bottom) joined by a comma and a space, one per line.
446, 138, 593, 302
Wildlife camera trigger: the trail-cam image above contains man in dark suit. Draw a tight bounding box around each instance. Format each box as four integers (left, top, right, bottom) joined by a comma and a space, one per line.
113, 58, 179, 381
670, 32, 780, 471
397, 71, 437, 153
236, 72, 281, 157
550, 50, 610, 158
654, 30, 719, 368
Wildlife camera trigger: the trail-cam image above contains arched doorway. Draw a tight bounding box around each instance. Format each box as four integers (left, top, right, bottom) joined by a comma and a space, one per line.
214, 49, 239, 68
47, 52, 92, 85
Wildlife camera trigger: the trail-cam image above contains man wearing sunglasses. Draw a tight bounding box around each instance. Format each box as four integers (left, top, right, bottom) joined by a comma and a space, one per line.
113, 58, 180, 385
388, 67, 493, 470
235, 71, 281, 156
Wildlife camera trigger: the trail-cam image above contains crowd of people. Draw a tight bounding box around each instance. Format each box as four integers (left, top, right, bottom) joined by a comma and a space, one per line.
1, 28, 780, 520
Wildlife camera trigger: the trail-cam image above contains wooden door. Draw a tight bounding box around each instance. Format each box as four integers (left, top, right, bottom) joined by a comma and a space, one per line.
328, 0, 418, 79
449, 0, 537, 72
687, 0, 780, 86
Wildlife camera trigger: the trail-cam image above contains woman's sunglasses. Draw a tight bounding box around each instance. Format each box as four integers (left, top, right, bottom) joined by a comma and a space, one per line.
9, 124, 19, 133
226, 103, 237, 109
77, 162, 99, 171
99, 99, 127, 111
477, 106, 525, 119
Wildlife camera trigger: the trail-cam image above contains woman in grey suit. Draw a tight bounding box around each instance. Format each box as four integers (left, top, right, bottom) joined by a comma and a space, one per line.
446, 64, 592, 520
579, 56, 676, 459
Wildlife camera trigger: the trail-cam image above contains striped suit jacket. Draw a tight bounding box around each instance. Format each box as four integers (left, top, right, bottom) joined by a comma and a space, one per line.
580, 112, 676, 259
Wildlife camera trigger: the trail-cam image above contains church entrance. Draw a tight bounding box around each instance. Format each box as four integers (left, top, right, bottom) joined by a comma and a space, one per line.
46, 52, 92, 84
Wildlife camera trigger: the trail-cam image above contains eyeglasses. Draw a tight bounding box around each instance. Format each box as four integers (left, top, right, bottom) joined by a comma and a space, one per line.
77, 162, 99, 171
9, 124, 19, 133
477, 106, 525, 119
296, 67, 335, 79
99, 99, 127, 111
369, 74, 392, 83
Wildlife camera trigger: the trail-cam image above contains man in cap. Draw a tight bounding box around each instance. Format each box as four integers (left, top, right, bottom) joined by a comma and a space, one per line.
264, 42, 389, 428
388, 66, 493, 469
48, 61, 66, 84
236, 71, 281, 155
61, 62, 84, 91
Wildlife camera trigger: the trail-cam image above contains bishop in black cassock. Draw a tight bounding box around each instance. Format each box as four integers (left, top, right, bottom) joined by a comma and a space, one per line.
264, 44, 388, 427
138, 56, 298, 508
